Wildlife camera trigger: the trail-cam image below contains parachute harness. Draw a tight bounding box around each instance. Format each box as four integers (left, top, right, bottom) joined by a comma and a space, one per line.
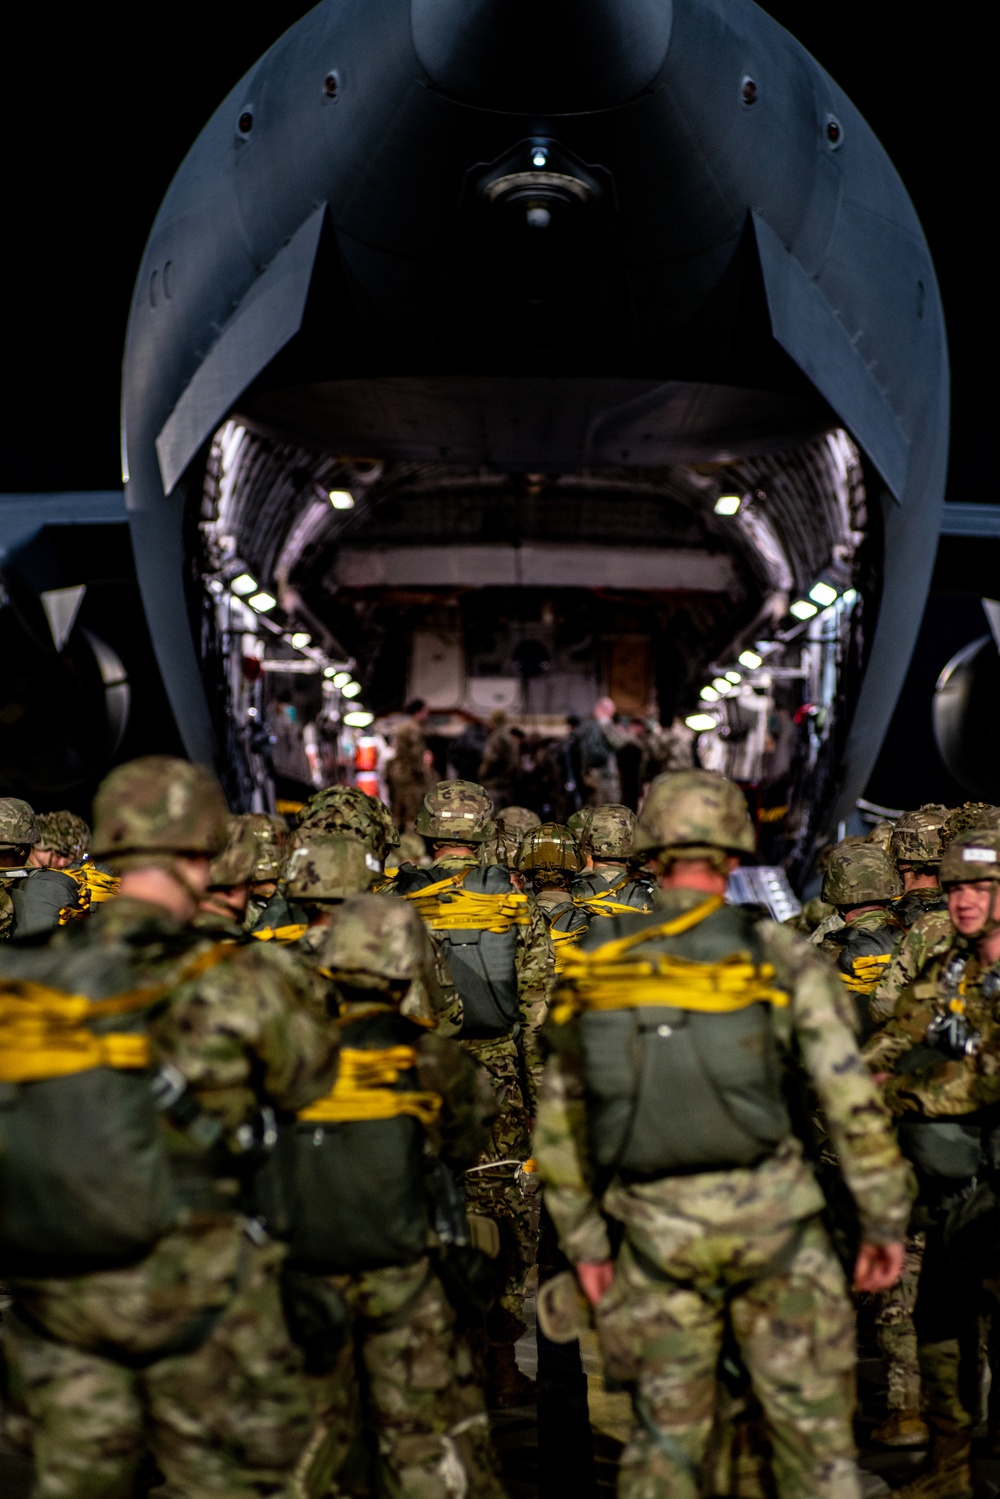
298, 1045, 441, 1127
404, 870, 529, 934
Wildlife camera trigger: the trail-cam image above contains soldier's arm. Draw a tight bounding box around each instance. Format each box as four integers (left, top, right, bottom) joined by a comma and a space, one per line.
515, 903, 556, 1108
883, 1020, 1000, 1117
765, 923, 914, 1244
869, 915, 950, 1026
861, 986, 933, 1071
533, 1022, 612, 1263
416, 1034, 496, 1168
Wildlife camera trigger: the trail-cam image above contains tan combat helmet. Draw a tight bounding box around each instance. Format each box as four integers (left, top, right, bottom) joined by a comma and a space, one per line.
580, 804, 636, 862
633, 770, 756, 872
35, 811, 90, 862
0, 797, 39, 853
866, 821, 895, 853
890, 807, 947, 871
242, 813, 287, 884
91, 757, 230, 869
298, 784, 399, 861
939, 829, 1000, 937
415, 780, 493, 845
822, 842, 903, 907
516, 823, 586, 881
394, 831, 428, 868
208, 815, 260, 890
566, 809, 590, 839
498, 806, 541, 835
319, 892, 436, 1013
479, 819, 524, 870
284, 834, 379, 903
943, 803, 1000, 846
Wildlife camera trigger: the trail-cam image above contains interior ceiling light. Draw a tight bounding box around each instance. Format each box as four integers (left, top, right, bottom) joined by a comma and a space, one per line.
231, 573, 258, 596
724, 670, 741, 684
714, 494, 742, 515
329, 489, 355, 509
711, 677, 732, 694
789, 598, 818, 620
842, 588, 858, 604
699, 685, 720, 702
248, 591, 277, 612
686, 712, 719, 732
323, 666, 337, 678
332, 670, 352, 688
290, 631, 311, 649
341, 680, 362, 698
809, 581, 839, 607
738, 649, 763, 669
344, 710, 374, 728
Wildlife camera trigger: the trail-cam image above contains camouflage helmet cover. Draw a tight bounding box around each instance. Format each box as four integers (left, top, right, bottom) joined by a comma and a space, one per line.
822, 842, 903, 905
479, 819, 523, 870
890, 807, 946, 868
242, 813, 287, 882
939, 830, 1000, 887
633, 771, 756, 858
498, 806, 541, 835
284, 833, 379, 901
415, 780, 493, 843
208, 815, 260, 888
0, 797, 39, 847
394, 832, 428, 868
299, 785, 399, 859
566, 809, 590, 838
516, 823, 586, 875
35, 811, 90, 860
319, 892, 432, 987
91, 757, 230, 862
866, 821, 895, 853
580, 803, 636, 861
943, 804, 1000, 846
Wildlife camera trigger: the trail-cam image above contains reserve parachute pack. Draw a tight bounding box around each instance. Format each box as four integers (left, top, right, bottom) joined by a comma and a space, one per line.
399, 863, 528, 1038
268, 1009, 441, 1273
554, 896, 793, 1177
0, 938, 233, 1273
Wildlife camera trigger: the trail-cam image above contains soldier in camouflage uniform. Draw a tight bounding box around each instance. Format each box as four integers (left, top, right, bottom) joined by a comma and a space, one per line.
242, 812, 288, 929
387, 701, 436, 833
0, 798, 89, 939
28, 811, 90, 869
0, 756, 338, 1498
283, 895, 506, 1498
497, 807, 541, 837
297, 783, 399, 867
0, 796, 40, 938
816, 843, 903, 1042
570, 804, 654, 917
864, 828, 1000, 1497
388, 781, 555, 1403
478, 818, 524, 883
197, 814, 260, 933
534, 769, 912, 1499
516, 824, 590, 970
866, 820, 895, 852
890, 808, 948, 931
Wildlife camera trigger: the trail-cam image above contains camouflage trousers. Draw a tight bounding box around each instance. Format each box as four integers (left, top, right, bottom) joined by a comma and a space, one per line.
461, 1036, 538, 1347
3, 1219, 326, 1499
312, 1257, 504, 1498
874, 1232, 924, 1411
598, 1216, 860, 1499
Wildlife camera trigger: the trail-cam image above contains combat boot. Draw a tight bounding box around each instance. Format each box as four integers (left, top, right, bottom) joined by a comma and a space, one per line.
871, 1409, 929, 1447
891, 1432, 973, 1498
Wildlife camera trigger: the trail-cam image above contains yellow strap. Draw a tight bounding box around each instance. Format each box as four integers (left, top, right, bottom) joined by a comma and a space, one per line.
841, 953, 892, 994
250, 923, 309, 943
579, 898, 650, 919
0, 942, 236, 1083
404, 871, 529, 934
298, 1045, 441, 1126
567, 896, 724, 965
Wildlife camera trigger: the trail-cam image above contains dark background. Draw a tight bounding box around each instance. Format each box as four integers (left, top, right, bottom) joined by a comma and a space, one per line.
0, 3, 990, 807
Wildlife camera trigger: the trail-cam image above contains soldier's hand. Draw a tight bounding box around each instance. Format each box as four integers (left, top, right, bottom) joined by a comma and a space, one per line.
576, 1260, 615, 1305
853, 1240, 906, 1292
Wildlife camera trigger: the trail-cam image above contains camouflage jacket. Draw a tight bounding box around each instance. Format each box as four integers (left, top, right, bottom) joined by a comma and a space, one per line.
809, 908, 846, 945
389, 853, 555, 1102
534, 887, 913, 1265
786, 896, 837, 937
817, 907, 903, 1039
570, 866, 655, 916
387, 719, 431, 787
892, 886, 947, 931
0, 880, 14, 939
868, 908, 955, 1027
865, 944, 1000, 1119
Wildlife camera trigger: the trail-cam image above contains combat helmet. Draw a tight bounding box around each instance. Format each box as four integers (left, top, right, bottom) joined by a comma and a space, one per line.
298, 784, 399, 861
208, 815, 260, 889
91, 757, 230, 866
866, 821, 895, 853
580, 804, 636, 862
822, 842, 903, 906
479, 819, 523, 870
498, 806, 541, 835
35, 811, 90, 862
284, 834, 379, 903
890, 807, 947, 870
566, 810, 590, 838
415, 780, 493, 844
943, 803, 1000, 846
319, 893, 434, 1007
939, 829, 1000, 888
516, 823, 586, 879
633, 771, 756, 870
242, 813, 287, 884
0, 797, 39, 851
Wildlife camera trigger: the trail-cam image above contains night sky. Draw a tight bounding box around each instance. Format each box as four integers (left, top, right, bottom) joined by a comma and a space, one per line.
1, 3, 988, 804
